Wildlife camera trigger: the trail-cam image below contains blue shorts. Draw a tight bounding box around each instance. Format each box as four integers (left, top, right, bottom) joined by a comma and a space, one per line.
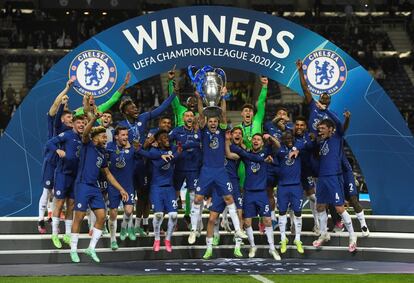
108, 185, 135, 209
54, 172, 75, 200
150, 185, 177, 213
301, 175, 315, 192
266, 170, 278, 188
197, 166, 232, 197
41, 160, 55, 189
74, 182, 106, 212
316, 175, 344, 206
209, 178, 242, 213
243, 190, 271, 218
277, 184, 303, 213
266, 162, 279, 188
173, 170, 199, 192
343, 169, 358, 199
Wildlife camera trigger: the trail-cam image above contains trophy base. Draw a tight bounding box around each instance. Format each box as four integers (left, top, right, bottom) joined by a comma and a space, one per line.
203, 106, 222, 118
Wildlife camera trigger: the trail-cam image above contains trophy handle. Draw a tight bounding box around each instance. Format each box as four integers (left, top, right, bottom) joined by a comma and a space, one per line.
188, 65, 215, 98
188, 65, 203, 95
215, 68, 227, 87
187, 65, 197, 82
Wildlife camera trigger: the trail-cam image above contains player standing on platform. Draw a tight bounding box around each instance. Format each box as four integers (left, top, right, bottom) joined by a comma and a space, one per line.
169, 110, 202, 225
296, 59, 343, 231
38, 80, 73, 233
70, 114, 128, 263
117, 88, 176, 236
311, 106, 357, 252
264, 106, 294, 231
203, 128, 245, 258
137, 130, 182, 252
341, 111, 370, 237
215, 127, 245, 243
297, 59, 367, 235
46, 114, 85, 248
106, 126, 138, 250
294, 116, 320, 234
237, 77, 268, 232
237, 77, 268, 178
167, 69, 199, 224
274, 131, 306, 255
190, 87, 248, 255
229, 134, 281, 260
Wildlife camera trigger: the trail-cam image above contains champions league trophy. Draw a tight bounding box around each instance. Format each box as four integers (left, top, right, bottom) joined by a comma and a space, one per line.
188, 65, 226, 117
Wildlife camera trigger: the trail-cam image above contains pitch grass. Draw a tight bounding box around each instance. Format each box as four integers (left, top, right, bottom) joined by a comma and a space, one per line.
1, 275, 414, 283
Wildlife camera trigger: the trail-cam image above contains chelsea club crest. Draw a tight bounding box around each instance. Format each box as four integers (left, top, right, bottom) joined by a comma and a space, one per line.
69, 50, 117, 97
302, 49, 347, 96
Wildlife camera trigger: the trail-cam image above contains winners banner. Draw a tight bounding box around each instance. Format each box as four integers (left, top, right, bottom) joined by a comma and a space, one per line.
1, 6, 413, 215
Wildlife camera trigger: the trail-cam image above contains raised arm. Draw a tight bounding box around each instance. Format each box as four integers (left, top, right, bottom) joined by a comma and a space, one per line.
230, 144, 266, 163
147, 91, 176, 119
326, 108, 344, 136
253, 76, 268, 126
225, 132, 240, 160
343, 110, 351, 133
220, 86, 227, 128
49, 80, 73, 116
168, 70, 187, 126
82, 113, 100, 144
137, 148, 163, 160
196, 92, 206, 128
53, 102, 65, 135
263, 133, 281, 149
296, 59, 313, 105
97, 72, 131, 113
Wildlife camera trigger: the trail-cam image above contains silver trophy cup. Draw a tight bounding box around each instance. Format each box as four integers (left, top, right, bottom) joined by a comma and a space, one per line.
202, 70, 226, 117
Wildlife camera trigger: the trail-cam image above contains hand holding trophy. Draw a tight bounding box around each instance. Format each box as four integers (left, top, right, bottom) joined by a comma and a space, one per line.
188, 65, 227, 117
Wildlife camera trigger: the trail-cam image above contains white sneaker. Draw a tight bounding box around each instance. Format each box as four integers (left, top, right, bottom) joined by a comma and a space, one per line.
361, 226, 370, 237
312, 233, 330, 248
348, 236, 357, 253
188, 230, 197, 244
269, 249, 281, 261
313, 225, 321, 236
235, 229, 248, 239
248, 246, 257, 258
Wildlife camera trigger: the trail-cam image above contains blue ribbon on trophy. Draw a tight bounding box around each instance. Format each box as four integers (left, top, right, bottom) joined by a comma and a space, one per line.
188, 65, 227, 117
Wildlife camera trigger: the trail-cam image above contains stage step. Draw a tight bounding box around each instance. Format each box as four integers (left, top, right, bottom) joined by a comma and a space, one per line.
0, 245, 412, 264
0, 215, 413, 264
1, 215, 413, 234
0, 231, 412, 251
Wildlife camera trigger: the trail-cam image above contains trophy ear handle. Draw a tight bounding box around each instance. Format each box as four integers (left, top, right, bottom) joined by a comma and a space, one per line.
187, 65, 197, 82
215, 68, 227, 87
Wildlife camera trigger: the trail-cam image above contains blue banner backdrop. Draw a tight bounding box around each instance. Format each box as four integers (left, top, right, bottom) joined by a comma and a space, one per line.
1, 6, 413, 216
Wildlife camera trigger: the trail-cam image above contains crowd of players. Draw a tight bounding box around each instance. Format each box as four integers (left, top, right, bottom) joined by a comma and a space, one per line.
37, 61, 370, 263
